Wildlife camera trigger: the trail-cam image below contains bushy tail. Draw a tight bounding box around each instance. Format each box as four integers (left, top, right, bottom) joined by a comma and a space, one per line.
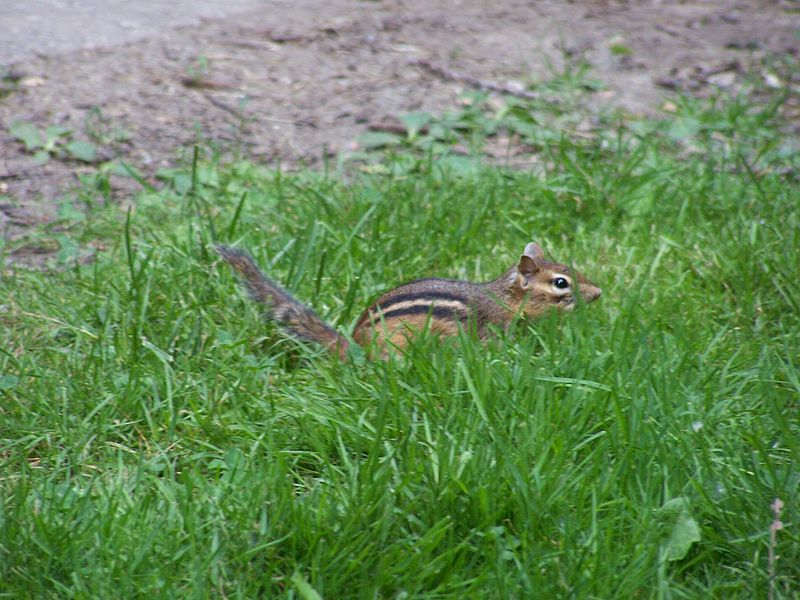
215, 245, 349, 359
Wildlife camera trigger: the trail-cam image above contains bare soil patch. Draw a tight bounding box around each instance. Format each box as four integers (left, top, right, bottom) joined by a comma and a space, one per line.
1, 0, 798, 243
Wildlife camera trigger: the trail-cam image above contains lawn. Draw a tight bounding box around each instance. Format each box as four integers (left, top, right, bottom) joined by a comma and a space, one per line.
1, 69, 798, 597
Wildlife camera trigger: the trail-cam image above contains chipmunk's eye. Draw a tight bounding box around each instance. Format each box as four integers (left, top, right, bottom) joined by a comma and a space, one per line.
553, 277, 570, 290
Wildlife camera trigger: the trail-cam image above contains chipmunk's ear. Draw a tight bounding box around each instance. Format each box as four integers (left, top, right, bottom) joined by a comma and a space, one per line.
522, 242, 544, 261
517, 245, 542, 288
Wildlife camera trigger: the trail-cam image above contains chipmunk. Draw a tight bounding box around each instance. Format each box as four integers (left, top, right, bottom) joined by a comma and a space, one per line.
215, 242, 601, 359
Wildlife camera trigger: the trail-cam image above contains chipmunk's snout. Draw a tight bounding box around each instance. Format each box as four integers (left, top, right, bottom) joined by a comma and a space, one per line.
581, 284, 602, 303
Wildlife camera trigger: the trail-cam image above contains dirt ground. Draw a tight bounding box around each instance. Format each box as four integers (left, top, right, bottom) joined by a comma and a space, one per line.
1, 0, 798, 242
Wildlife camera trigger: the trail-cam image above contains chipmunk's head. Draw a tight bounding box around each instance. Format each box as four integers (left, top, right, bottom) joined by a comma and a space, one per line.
514, 242, 602, 318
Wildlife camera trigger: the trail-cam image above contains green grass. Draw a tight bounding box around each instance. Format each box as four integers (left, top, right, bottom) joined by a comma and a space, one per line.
1, 78, 799, 598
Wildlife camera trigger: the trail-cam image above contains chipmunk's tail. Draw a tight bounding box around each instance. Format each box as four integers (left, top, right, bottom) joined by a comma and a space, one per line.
215, 245, 349, 360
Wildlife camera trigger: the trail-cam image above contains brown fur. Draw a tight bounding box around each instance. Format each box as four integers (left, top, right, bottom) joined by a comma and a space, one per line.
216, 242, 601, 360
215, 245, 349, 359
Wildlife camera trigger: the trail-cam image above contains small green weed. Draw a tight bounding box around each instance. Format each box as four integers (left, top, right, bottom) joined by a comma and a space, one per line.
350, 65, 604, 175
9, 119, 98, 164
84, 106, 132, 146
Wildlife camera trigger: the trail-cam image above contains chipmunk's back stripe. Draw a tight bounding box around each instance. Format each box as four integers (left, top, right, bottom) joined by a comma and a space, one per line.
378, 304, 468, 323
375, 290, 467, 311
356, 288, 468, 328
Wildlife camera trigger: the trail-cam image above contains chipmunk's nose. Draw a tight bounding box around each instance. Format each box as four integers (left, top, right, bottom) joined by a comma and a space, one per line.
582, 285, 602, 303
